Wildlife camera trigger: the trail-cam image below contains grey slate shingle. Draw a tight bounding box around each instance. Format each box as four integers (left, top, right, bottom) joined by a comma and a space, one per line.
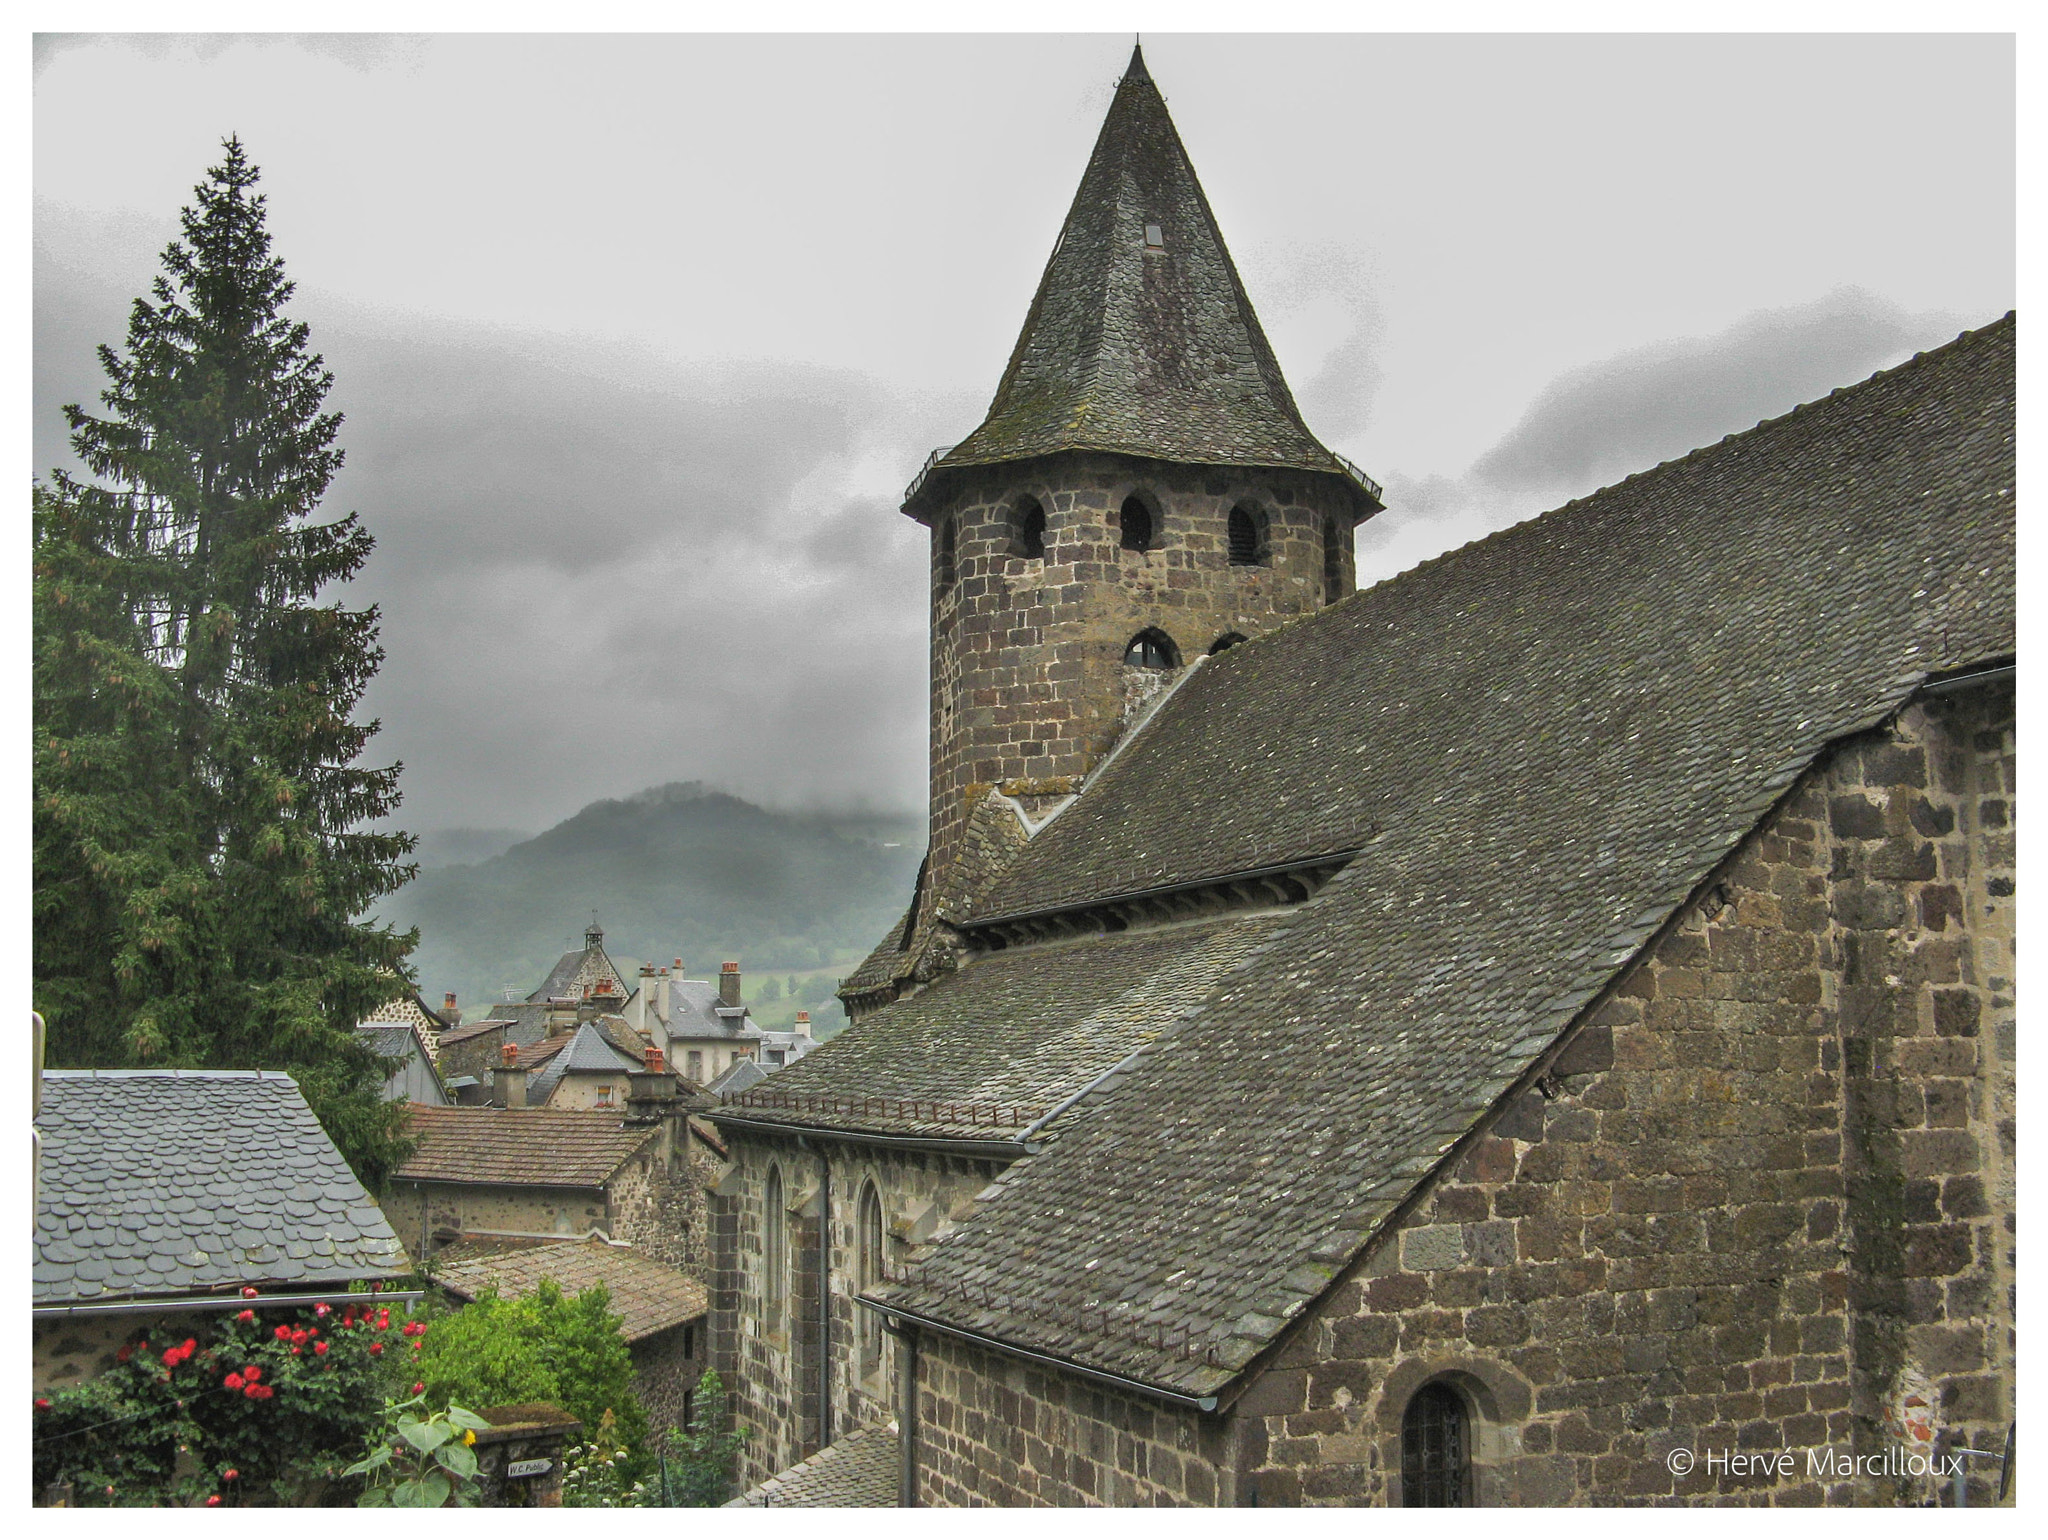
865, 315, 2015, 1397
34, 1070, 410, 1305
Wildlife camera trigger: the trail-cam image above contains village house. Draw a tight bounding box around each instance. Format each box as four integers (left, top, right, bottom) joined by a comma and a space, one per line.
359, 984, 459, 1063
435, 1236, 709, 1438
632, 959, 766, 1085
33, 1064, 412, 1390
706, 48, 2015, 1507
355, 1019, 450, 1106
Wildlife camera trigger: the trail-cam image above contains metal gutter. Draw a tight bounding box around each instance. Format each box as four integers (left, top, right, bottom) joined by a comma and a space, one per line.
705, 1112, 1032, 1162
857, 1295, 1220, 1413
1917, 658, 2015, 696
34, 1288, 426, 1320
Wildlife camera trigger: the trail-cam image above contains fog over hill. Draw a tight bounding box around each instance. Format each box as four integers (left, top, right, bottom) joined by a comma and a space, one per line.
378, 783, 922, 1016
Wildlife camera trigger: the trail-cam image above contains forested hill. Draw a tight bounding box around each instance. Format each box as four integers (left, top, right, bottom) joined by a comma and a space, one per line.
377, 783, 922, 1014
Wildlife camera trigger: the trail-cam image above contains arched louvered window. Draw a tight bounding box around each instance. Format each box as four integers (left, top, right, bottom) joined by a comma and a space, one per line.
1014, 495, 1047, 560
763, 1165, 787, 1334
1228, 504, 1265, 565
857, 1181, 885, 1374
1122, 628, 1180, 670
1209, 632, 1247, 656
1119, 495, 1154, 553
937, 517, 957, 591
1322, 514, 1346, 603
1402, 1381, 1470, 1507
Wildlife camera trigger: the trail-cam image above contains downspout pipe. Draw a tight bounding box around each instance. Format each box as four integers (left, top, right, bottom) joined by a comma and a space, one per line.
817, 1153, 832, 1451
886, 1317, 920, 1507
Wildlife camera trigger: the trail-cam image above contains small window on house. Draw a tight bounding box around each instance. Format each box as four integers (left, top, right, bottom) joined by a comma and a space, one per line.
595, 1084, 614, 1108
1013, 495, 1047, 560
683, 1386, 696, 1429
764, 1165, 787, 1333
857, 1180, 886, 1376
683, 1324, 695, 1359
1119, 495, 1154, 553
938, 516, 957, 590
687, 1050, 702, 1080
1209, 632, 1248, 655
1323, 514, 1346, 603
1143, 223, 1165, 249
1123, 629, 1180, 670
1402, 1382, 1470, 1507
1228, 504, 1265, 565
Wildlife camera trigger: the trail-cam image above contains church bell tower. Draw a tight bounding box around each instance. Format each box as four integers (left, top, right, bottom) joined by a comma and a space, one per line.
898, 44, 1383, 958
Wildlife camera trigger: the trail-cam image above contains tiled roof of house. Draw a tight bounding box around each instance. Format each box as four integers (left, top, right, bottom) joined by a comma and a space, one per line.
434, 1237, 706, 1342
910, 46, 1372, 518
866, 315, 2016, 1398
665, 979, 761, 1043
719, 915, 1282, 1142
33, 1071, 409, 1304
731, 1423, 898, 1507
394, 1105, 657, 1188
528, 1022, 647, 1106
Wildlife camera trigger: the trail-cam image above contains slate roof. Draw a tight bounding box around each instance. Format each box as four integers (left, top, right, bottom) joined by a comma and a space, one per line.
531, 929, 629, 1005
34, 1070, 409, 1304
435, 1237, 707, 1342
394, 1105, 657, 1188
720, 915, 1282, 1142
909, 45, 1375, 519
355, 1023, 425, 1062
707, 1057, 770, 1099
529, 1021, 647, 1106
863, 316, 2016, 1398
665, 978, 761, 1043
731, 1423, 898, 1507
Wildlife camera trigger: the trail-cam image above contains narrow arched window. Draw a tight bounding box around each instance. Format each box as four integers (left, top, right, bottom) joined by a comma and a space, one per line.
1227, 505, 1264, 565
1123, 629, 1180, 670
857, 1181, 885, 1374
1014, 496, 1047, 560
1402, 1382, 1469, 1507
1322, 514, 1346, 603
1119, 495, 1154, 553
763, 1165, 787, 1334
937, 517, 957, 591
1209, 632, 1247, 655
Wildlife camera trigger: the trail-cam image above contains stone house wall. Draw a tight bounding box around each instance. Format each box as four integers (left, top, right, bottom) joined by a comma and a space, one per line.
32, 1311, 148, 1391
382, 1180, 613, 1259
899, 681, 2013, 1506
631, 1316, 706, 1440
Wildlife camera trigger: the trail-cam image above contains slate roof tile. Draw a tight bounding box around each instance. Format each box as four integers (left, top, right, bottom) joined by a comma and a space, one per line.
872, 315, 2015, 1397
33, 1070, 410, 1305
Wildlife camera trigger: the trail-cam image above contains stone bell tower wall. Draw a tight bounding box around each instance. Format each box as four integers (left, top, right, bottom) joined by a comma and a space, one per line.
918, 451, 1357, 920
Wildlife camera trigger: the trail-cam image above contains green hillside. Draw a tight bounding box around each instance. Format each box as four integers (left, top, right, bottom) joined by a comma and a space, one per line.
378, 783, 922, 1021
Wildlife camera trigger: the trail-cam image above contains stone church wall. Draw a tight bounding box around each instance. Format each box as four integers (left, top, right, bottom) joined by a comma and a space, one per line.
901, 680, 2012, 1506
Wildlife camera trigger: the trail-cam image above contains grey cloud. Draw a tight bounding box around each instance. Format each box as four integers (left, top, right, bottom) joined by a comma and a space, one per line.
1252, 245, 1386, 442
1471, 288, 1968, 497
1355, 289, 1976, 589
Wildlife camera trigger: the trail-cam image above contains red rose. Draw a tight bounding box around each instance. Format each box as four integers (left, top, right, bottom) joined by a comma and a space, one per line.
181, 1338, 196, 1355
290, 1329, 308, 1346
224, 1374, 244, 1390
314, 1341, 329, 1356
243, 1384, 261, 1399
223, 1469, 239, 1481
290, 1346, 302, 1356
412, 1382, 425, 1395
242, 1366, 261, 1382
241, 1286, 258, 1298
206, 1495, 222, 1507
33, 1398, 50, 1410
235, 1309, 254, 1323
116, 1346, 132, 1363
314, 1303, 330, 1317
257, 1386, 274, 1400
273, 1325, 291, 1341
368, 1342, 383, 1356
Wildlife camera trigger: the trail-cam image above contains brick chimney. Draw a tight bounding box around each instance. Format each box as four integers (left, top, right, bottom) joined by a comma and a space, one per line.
495, 1042, 527, 1109
794, 1011, 813, 1040
644, 1046, 665, 1073
442, 991, 462, 1027
719, 960, 742, 1008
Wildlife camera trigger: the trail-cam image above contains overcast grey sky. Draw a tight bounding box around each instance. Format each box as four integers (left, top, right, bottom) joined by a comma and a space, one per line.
33, 31, 2016, 837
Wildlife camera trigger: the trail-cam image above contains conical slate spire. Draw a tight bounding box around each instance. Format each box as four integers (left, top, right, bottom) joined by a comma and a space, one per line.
914, 48, 1374, 511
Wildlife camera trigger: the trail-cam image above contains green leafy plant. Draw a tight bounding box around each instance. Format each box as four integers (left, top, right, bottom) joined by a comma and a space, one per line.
653, 1370, 750, 1507
417, 1280, 649, 1476
32, 1296, 416, 1507
561, 1408, 651, 1508
343, 1391, 490, 1507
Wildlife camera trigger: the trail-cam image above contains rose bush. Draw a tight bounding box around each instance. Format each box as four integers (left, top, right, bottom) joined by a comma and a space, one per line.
32, 1290, 427, 1506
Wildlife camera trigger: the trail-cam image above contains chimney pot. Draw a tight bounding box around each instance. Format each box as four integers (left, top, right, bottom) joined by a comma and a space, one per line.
644, 1046, 665, 1072
501, 1042, 519, 1067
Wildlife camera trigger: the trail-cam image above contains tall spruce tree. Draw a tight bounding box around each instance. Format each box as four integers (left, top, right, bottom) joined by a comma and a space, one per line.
34, 138, 419, 1186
